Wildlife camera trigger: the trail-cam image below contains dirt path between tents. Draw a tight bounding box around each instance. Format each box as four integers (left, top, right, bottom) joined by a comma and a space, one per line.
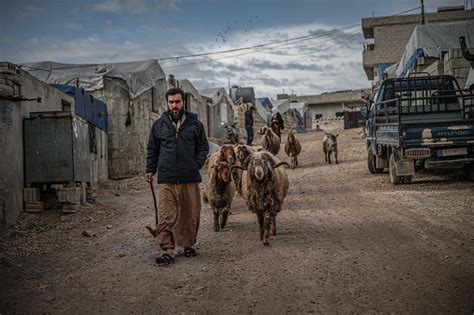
1, 128, 473, 313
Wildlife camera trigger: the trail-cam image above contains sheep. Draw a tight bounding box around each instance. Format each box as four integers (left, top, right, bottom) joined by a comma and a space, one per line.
259, 126, 281, 156
235, 144, 256, 165
206, 158, 236, 232
233, 151, 289, 245
233, 144, 256, 195
284, 129, 302, 169
205, 144, 241, 195
323, 132, 339, 164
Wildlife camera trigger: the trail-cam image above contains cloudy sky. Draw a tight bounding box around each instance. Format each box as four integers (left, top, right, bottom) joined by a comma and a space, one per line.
0, 0, 465, 97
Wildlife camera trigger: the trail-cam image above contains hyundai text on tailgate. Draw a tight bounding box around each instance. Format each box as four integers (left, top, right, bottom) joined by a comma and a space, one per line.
361, 75, 474, 184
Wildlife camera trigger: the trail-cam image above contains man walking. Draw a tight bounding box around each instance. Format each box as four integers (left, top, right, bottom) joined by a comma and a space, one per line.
145, 87, 209, 266
244, 105, 254, 145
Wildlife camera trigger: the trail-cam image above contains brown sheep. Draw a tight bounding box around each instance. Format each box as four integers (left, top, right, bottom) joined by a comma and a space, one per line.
235, 144, 256, 165
206, 145, 241, 196
323, 132, 339, 164
259, 126, 280, 156
206, 159, 236, 231
284, 129, 302, 169
233, 151, 289, 245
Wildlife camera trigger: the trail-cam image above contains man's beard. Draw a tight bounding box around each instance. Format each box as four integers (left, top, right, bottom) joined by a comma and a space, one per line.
169, 109, 184, 121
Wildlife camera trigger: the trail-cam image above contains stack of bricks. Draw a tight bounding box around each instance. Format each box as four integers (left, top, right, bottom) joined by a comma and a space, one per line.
24, 188, 43, 213
444, 48, 473, 89
0, 62, 22, 98
86, 187, 97, 203
57, 187, 81, 214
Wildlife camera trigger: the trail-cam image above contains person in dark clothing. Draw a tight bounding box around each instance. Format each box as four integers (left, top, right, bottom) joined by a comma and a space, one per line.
244, 105, 254, 145
145, 87, 209, 266
271, 107, 284, 139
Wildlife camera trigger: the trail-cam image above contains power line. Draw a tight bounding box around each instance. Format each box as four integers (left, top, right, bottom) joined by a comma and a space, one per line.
161, 29, 362, 70
20, 6, 422, 73
158, 23, 361, 61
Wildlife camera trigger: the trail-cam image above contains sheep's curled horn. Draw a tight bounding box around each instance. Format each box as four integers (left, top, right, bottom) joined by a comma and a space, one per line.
260, 152, 289, 169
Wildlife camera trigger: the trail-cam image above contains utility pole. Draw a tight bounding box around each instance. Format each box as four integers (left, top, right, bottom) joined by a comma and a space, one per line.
420, 0, 425, 25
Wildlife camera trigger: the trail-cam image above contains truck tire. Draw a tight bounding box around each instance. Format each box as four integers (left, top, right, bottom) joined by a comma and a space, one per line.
402, 175, 412, 184
367, 146, 384, 174
389, 153, 402, 185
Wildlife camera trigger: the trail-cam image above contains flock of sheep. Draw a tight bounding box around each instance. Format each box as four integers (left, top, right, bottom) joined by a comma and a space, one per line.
204, 127, 338, 246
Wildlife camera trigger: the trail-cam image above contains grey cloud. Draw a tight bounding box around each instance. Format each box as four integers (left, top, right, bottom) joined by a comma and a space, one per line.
90, 0, 122, 12
18, 4, 43, 18
247, 59, 333, 72
65, 23, 83, 31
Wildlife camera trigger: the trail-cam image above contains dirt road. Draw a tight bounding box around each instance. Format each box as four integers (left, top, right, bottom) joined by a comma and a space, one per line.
1, 128, 473, 313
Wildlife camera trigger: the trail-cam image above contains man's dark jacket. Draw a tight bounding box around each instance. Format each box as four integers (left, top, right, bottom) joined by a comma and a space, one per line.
244, 110, 253, 127
146, 111, 209, 184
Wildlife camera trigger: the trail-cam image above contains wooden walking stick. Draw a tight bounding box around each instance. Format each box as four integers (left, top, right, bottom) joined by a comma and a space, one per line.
145, 181, 158, 238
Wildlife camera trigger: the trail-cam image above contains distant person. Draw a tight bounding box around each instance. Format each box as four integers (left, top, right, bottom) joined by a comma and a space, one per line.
244, 105, 254, 145
145, 87, 209, 266
271, 107, 284, 139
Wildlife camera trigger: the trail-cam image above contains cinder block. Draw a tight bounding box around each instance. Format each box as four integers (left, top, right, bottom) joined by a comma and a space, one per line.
446, 58, 471, 73
25, 201, 44, 213
57, 187, 81, 203
0, 62, 17, 75
0, 84, 14, 97
86, 187, 97, 203
23, 188, 40, 203
62, 202, 79, 214
454, 67, 470, 78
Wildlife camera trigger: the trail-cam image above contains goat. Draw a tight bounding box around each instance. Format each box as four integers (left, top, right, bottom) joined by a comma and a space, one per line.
284, 129, 302, 169
206, 159, 236, 231
233, 152, 289, 245
323, 132, 339, 164
259, 126, 281, 156
233, 144, 256, 195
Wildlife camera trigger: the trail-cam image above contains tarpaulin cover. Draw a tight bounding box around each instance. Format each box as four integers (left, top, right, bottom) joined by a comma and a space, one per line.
52, 84, 108, 132
256, 97, 273, 111
24, 59, 166, 99
396, 21, 474, 77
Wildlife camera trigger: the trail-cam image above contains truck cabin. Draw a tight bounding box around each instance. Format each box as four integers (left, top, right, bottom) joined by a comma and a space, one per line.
374, 76, 464, 123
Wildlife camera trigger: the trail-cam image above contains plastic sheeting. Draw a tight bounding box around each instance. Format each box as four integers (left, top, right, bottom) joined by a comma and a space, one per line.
396, 21, 474, 77
254, 99, 270, 124
23, 59, 166, 99
52, 84, 108, 131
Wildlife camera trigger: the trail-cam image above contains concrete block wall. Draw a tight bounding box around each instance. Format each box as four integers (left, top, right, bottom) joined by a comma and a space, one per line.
92, 77, 167, 179
0, 64, 74, 225
362, 9, 474, 81
234, 103, 267, 141
370, 24, 417, 65
423, 59, 444, 76
90, 127, 108, 185
444, 48, 473, 89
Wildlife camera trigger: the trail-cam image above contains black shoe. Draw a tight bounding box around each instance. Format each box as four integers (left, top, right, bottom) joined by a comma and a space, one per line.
184, 247, 197, 257
156, 253, 175, 266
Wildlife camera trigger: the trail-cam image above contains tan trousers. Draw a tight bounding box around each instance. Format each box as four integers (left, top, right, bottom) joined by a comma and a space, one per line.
155, 183, 201, 250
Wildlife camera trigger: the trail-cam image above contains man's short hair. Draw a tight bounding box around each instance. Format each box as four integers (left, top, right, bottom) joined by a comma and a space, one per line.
165, 87, 185, 102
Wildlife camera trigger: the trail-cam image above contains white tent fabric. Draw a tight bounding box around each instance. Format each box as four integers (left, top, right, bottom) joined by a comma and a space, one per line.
396, 21, 474, 77
23, 59, 166, 99
199, 87, 233, 107
254, 99, 270, 123
290, 101, 306, 117
272, 99, 290, 113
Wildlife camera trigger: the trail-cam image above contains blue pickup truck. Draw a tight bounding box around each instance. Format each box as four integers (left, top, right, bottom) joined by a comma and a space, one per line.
361, 75, 474, 184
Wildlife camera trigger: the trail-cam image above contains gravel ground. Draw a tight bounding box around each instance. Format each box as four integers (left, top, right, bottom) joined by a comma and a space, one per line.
1, 127, 473, 313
